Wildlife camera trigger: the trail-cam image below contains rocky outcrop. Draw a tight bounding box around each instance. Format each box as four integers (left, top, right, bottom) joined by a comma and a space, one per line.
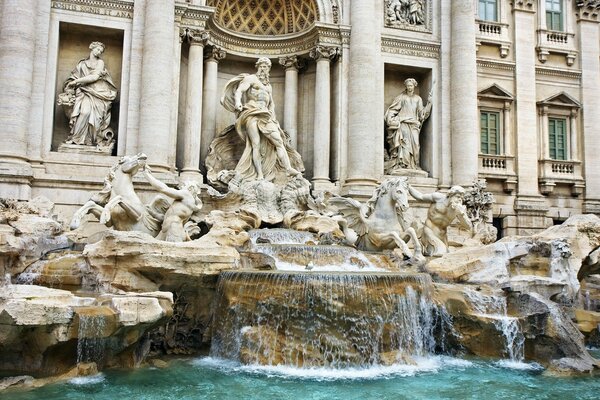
426, 214, 600, 303
0, 284, 172, 376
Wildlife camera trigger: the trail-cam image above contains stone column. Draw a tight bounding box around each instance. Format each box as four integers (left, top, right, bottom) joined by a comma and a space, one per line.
450, 1, 479, 187
279, 55, 302, 150
578, 5, 600, 213
200, 46, 226, 167
343, 1, 383, 195
503, 101, 512, 156
540, 107, 549, 159
180, 30, 208, 181
310, 46, 338, 190
570, 109, 578, 161
138, 0, 175, 172
0, 0, 37, 198
506, 1, 549, 236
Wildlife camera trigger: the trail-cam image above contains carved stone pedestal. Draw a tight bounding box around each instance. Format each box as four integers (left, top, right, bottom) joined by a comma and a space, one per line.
58, 143, 114, 156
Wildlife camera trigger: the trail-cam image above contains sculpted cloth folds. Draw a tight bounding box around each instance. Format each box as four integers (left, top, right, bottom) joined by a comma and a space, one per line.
220, 74, 303, 183
66, 58, 118, 146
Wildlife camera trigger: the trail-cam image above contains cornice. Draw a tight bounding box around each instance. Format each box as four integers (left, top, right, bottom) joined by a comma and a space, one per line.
476, 59, 516, 72
51, 0, 133, 19
535, 66, 582, 80
381, 36, 440, 59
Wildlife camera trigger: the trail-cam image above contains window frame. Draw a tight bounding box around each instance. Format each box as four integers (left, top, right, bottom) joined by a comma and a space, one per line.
545, 0, 564, 31
480, 110, 502, 155
478, 0, 498, 22
548, 116, 568, 160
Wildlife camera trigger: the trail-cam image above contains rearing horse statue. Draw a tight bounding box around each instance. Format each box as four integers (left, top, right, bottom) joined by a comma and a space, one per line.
70, 153, 169, 236
328, 177, 423, 260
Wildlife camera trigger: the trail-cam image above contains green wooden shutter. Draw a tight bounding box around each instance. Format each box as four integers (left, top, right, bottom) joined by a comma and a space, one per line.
546, 0, 563, 31
549, 118, 567, 160
480, 111, 500, 155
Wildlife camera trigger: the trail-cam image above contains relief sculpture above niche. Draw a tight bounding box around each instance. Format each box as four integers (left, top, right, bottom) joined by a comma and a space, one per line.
384, 0, 430, 33
55, 36, 121, 155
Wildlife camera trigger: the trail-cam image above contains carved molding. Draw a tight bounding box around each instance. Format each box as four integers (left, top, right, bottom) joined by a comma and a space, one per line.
205, 46, 227, 62
477, 59, 516, 72
181, 28, 210, 45
536, 66, 582, 81
309, 45, 340, 61
51, 0, 134, 19
577, 0, 600, 21
279, 55, 305, 70
381, 36, 440, 59
205, 20, 345, 57
384, 0, 432, 34
512, 0, 535, 12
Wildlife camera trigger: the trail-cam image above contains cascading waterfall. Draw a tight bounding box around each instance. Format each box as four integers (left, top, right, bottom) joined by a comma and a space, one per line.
248, 228, 317, 245
210, 271, 453, 368
76, 312, 108, 364
464, 288, 525, 361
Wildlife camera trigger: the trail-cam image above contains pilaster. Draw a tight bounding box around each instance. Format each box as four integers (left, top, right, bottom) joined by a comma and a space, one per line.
200, 45, 226, 170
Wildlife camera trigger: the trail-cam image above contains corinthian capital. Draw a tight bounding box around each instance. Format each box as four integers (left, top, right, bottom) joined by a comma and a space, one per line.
278, 55, 304, 70
180, 28, 209, 45
309, 45, 340, 62
205, 46, 226, 62
512, 0, 535, 12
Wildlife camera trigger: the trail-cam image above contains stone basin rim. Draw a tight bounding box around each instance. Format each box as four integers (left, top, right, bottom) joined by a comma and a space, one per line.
222, 269, 432, 278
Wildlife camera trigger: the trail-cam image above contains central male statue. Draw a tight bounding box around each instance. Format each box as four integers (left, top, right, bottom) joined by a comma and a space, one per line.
221, 57, 301, 182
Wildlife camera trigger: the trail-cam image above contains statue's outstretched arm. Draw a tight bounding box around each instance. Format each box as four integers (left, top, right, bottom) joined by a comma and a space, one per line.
144, 169, 183, 200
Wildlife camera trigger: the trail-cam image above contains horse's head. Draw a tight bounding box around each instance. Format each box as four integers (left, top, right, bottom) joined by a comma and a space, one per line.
389, 177, 410, 213
119, 153, 148, 175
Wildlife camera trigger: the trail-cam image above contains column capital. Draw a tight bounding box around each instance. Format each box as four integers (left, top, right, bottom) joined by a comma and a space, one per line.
205, 46, 226, 62
278, 55, 304, 71
512, 0, 536, 12
577, 1, 600, 22
180, 28, 209, 45
309, 45, 340, 62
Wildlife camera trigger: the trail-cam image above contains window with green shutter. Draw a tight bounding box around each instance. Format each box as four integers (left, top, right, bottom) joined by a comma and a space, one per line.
480, 111, 500, 155
548, 117, 567, 160
479, 0, 498, 21
546, 0, 563, 31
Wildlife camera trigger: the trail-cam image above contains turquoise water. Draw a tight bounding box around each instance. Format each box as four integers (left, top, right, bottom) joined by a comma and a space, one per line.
3, 356, 600, 400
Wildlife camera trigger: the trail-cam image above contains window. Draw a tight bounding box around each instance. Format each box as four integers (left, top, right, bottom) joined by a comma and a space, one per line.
480, 111, 500, 155
548, 117, 567, 160
478, 0, 498, 21
546, 0, 563, 31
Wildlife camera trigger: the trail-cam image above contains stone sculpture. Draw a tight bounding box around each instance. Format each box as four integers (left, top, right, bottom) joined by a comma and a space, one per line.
143, 167, 203, 242
329, 177, 423, 260
385, 78, 432, 173
218, 57, 302, 183
70, 153, 170, 237
204, 57, 310, 225
385, 0, 426, 27
408, 185, 473, 256
57, 42, 118, 153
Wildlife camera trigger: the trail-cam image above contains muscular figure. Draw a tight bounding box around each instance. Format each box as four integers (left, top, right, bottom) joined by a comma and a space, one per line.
143, 167, 202, 242
222, 57, 300, 181
408, 185, 473, 256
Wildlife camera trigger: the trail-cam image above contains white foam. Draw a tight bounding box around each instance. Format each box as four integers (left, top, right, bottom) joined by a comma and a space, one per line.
193, 356, 473, 381
68, 373, 106, 385
494, 360, 543, 371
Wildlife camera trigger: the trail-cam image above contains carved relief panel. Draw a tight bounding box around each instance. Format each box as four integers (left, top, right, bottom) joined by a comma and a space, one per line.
384, 0, 431, 33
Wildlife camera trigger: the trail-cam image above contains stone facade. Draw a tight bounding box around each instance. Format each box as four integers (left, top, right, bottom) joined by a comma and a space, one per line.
1, 0, 599, 235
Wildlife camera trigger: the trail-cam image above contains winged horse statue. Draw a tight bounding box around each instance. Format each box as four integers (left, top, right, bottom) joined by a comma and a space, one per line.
328, 177, 423, 261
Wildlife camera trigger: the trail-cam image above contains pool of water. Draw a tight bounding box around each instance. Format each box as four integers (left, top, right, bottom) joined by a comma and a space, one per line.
2, 356, 600, 400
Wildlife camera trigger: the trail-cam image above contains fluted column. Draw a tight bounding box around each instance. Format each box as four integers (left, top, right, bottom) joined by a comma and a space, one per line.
578, 5, 600, 213
343, 1, 383, 195
279, 55, 302, 149
138, 0, 175, 172
310, 46, 338, 190
0, 0, 37, 198
200, 46, 226, 167
450, 1, 479, 186
180, 30, 208, 181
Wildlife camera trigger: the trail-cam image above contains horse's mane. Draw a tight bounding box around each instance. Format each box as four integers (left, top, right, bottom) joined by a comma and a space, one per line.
90, 158, 122, 206
364, 178, 407, 217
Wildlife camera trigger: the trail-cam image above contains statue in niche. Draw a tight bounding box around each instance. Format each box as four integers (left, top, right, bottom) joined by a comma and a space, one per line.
385, 0, 426, 26
57, 41, 118, 153
219, 57, 302, 182
408, 185, 473, 256
204, 57, 309, 225
384, 78, 432, 173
